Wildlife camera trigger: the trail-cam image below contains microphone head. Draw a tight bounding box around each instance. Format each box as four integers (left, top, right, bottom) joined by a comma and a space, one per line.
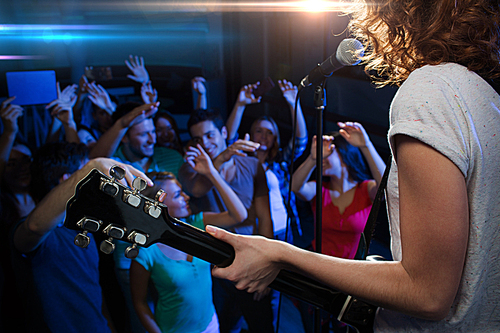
336, 38, 364, 66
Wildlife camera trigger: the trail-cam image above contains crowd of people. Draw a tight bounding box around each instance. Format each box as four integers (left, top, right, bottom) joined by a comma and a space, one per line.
2, 0, 499, 332
0, 49, 383, 333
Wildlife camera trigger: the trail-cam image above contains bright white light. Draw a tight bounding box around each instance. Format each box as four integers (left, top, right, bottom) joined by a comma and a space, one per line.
77, 1, 354, 13
302, 0, 330, 12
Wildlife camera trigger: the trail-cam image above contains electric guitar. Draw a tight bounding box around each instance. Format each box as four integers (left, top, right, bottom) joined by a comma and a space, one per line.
64, 166, 379, 333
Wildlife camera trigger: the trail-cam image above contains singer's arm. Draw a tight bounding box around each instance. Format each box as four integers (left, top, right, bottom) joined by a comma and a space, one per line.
209, 135, 469, 321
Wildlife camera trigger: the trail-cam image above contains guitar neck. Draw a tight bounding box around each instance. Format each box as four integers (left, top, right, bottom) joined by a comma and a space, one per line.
161, 215, 347, 314
64, 168, 373, 332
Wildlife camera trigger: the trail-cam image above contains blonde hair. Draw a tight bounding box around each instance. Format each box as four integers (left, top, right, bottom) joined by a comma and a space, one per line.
250, 116, 281, 162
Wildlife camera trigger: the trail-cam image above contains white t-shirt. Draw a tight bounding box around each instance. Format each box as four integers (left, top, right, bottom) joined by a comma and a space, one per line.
375, 63, 500, 332
265, 168, 288, 234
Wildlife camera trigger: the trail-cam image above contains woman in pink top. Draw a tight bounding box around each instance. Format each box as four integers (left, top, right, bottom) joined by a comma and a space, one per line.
292, 122, 386, 259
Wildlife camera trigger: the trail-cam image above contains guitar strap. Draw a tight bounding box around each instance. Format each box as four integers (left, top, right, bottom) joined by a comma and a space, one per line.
355, 155, 392, 260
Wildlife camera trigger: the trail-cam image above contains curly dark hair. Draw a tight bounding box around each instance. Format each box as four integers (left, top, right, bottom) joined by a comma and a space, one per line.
187, 108, 225, 135
346, 0, 500, 86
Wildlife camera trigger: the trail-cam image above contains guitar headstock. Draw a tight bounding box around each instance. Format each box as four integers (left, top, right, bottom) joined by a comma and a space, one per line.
64, 165, 235, 267
65, 165, 173, 258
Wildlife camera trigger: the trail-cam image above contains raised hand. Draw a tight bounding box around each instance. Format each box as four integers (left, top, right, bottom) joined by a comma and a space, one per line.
0, 97, 24, 134
235, 83, 261, 107
310, 135, 335, 160
191, 76, 207, 95
338, 121, 370, 148
46, 82, 78, 110
119, 102, 160, 129
50, 95, 77, 126
185, 144, 217, 176
220, 133, 260, 161
140, 81, 158, 104
278, 79, 298, 105
85, 82, 116, 114
125, 55, 149, 84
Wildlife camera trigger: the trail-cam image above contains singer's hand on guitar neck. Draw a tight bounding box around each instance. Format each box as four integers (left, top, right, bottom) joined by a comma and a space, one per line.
207, 225, 284, 294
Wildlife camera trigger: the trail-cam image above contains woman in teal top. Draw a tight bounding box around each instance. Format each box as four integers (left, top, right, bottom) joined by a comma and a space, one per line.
130, 144, 248, 333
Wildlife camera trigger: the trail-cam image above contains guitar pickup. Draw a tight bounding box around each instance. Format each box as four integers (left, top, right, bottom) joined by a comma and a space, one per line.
76, 217, 102, 232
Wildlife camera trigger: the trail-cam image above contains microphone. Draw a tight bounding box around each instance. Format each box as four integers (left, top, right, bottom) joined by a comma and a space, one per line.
300, 38, 364, 88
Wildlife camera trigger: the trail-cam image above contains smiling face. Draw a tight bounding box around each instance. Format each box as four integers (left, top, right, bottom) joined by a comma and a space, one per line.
189, 120, 227, 159
123, 118, 156, 159
251, 119, 276, 152
158, 178, 191, 218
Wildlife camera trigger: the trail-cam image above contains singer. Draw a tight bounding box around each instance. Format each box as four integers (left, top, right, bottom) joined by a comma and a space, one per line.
207, 0, 500, 332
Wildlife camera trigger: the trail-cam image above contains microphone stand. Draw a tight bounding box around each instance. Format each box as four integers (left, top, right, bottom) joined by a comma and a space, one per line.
313, 82, 326, 333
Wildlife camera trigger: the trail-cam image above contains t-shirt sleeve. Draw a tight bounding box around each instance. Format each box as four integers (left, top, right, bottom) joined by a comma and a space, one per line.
133, 245, 155, 272
388, 68, 470, 177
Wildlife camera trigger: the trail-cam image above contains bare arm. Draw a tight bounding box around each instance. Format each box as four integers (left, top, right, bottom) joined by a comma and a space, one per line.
13, 159, 152, 253
191, 77, 207, 110
45, 83, 79, 143
253, 163, 273, 239
185, 144, 247, 226
279, 79, 307, 139
178, 162, 215, 198
89, 102, 159, 159
225, 83, 260, 140
209, 135, 469, 320
49, 96, 80, 144
338, 122, 386, 200
130, 261, 161, 333
254, 195, 274, 239
0, 97, 23, 178
291, 135, 334, 201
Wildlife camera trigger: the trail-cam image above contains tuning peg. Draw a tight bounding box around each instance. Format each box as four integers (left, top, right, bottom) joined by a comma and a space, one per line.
103, 224, 126, 239
74, 231, 91, 248
132, 177, 147, 192
100, 165, 126, 197
109, 165, 126, 180
76, 217, 102, 233
122, 176, 147, 208
100, 238, 116, 254
144, 189, 165, 218
124, 244, 139, 259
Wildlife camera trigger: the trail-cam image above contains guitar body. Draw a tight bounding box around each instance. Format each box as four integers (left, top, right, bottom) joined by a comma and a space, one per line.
65, 168, 378, 333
